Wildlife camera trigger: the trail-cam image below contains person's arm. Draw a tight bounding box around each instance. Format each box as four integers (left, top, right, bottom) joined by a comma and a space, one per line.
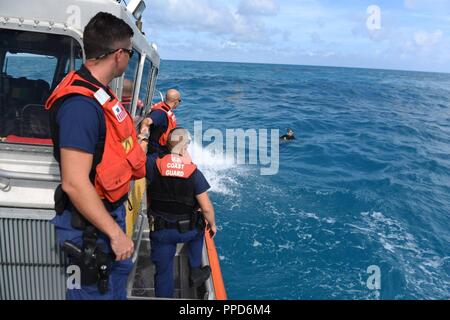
140, 117, 153, 134
139, 139, 149, 152
140, 110, 167, 135
137, 132, 149, 152
196, 192, 216, 238
138, 116, 151, 152
60, 147, 134, 261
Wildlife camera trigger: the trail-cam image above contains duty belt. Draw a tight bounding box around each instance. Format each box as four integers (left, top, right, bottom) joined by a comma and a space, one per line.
152, 213, 205, 233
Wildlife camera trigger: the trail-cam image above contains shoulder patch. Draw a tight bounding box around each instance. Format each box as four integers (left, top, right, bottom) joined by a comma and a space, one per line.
94, 88, 110, 106
112, 102, 128, 123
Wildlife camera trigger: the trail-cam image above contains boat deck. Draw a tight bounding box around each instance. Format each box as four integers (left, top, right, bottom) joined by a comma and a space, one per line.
128, 225, 208, 300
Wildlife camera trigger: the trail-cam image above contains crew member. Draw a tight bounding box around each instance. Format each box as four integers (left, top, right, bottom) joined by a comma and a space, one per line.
141, 89, 181, 155
121, 79, 144, 111
146, 128, 216, 298
45, 12, 149, 300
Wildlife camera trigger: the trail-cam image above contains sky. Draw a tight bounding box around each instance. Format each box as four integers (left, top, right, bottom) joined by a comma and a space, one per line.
141, 0, 450, 73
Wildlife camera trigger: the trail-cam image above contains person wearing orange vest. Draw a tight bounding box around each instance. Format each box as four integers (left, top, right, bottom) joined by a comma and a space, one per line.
141, 89, 180, 155
146, 128, 217, 298
45, 12, 149, 300
121, 79, 144, 112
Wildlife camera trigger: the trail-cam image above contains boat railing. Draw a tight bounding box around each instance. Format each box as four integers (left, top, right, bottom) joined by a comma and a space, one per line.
131, 211, 146, 264
0, 167, 60, 182
155, 89, 164, 103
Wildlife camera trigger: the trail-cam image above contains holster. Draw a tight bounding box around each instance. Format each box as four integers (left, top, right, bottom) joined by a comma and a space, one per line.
53, 184, 88, 229
54, 184, 68, 215
62, 226, 113, 294
177, 219, 191, 233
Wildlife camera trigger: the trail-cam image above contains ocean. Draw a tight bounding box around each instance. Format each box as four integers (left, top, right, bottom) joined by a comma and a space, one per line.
157, 60, 450, 299
6, 57, 450, 299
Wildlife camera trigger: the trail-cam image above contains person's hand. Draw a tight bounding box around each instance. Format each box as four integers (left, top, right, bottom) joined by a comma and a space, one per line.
207, 224, 217, 239
140, 118, 152, 135
109, 230, 134, 261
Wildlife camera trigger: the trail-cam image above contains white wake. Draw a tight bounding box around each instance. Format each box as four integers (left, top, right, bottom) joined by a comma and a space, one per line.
188, 142, 240, 195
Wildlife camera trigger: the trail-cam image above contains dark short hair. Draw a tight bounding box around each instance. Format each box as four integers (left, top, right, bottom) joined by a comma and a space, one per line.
83, 12, 134, 59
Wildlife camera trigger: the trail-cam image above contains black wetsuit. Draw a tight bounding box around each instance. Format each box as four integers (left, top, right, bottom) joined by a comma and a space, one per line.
280, 135, 295, 141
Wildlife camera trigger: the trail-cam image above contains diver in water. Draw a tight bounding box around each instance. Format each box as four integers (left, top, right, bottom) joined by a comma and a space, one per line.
280, 128, 295, 141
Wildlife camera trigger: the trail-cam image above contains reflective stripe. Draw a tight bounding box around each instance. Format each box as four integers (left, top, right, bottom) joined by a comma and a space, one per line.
94, 88, 110, 106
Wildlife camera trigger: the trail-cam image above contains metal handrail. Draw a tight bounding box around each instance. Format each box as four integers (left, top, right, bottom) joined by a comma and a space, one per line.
131, 211, 146, 264
0, 168, 60, 182
155, 89, 164, 103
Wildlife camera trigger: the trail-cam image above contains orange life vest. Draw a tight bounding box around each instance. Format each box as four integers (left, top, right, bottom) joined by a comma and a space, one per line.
151, 101, 177, 146
156, 154, 197, 178
45, 71, 146, 204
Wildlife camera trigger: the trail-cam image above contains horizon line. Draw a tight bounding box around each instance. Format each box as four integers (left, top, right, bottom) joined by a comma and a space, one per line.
160, 58, 450, 76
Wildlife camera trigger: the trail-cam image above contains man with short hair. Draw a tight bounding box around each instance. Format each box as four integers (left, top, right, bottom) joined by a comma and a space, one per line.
146, 128, 217, 298
141, 89, 181, 155
45, 12, 149, 300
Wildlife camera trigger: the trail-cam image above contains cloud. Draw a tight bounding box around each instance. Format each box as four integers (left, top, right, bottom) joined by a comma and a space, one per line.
146, 0, 231, 33
143, 0, 450, 72
404, 0, 450, 10
414, 29, 443, 47
309, 31, 324, 44
238, 0, 280, 16
404, 0, 422, 9
220, 41, 240, 49
144, 0, 278, 43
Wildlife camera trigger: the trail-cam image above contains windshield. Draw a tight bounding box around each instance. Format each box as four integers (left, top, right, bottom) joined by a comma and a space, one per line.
0, 29, 82, 144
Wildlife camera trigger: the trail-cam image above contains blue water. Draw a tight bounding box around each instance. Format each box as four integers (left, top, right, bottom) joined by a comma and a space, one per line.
8, 56, 450, 299
157, 61, 450, 300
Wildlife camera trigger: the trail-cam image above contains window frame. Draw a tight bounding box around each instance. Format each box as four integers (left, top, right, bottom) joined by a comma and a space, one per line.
146, 65, 159, 115
133, 57, 153, 119
121, 48, 141, 115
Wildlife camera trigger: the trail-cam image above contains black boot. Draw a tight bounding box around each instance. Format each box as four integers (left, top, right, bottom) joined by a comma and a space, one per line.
189, 266, 211, 287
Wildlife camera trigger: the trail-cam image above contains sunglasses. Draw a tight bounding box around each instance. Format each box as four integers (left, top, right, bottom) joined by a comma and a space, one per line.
120, 48, 134, 58
91, 48, 134, 60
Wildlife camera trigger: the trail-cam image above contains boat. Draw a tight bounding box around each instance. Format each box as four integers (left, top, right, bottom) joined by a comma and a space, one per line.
0, 0, 226, 300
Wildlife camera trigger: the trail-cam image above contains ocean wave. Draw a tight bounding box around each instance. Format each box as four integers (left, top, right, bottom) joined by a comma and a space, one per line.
158, 61, 450, 299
